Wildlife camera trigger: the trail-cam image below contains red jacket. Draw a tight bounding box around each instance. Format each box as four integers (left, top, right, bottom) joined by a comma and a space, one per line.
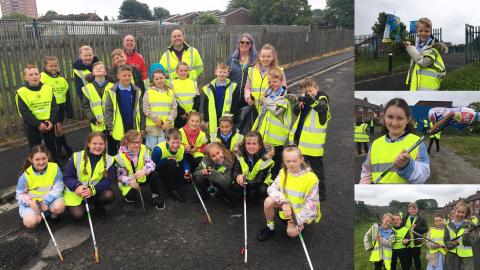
125, 50, 147, 80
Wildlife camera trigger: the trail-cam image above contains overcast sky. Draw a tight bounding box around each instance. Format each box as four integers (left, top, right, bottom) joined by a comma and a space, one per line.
355, 185, 480, 206
355, 0, 480, 44
32, 0, 326, 20
354, 91, 480, 107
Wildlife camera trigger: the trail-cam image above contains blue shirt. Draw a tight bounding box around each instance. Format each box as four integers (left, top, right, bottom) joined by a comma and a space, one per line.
379, 226, 393, 240
219, 130, 232, 141
151, 144, 190, 171
117, 84, 134, 131
214, 83, 227, 118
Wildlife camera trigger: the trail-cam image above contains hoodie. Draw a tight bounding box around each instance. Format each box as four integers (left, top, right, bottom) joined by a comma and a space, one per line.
72, 56, 99, 100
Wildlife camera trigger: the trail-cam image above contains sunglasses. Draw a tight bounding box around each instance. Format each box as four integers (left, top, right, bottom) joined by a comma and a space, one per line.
240, 41, 251, 45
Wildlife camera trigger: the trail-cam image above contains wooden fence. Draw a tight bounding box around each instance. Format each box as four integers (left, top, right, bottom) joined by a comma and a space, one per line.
0, 22, 353, 141
466, 24, 480, 64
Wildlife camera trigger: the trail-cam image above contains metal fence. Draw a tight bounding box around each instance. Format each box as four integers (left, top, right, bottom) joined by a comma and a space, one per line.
0, 22, 353, 140
466, 24, 480, 64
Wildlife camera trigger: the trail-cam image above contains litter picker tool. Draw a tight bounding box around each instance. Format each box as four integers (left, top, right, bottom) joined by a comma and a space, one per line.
84, 198, 100, 263
290, 205, 314, 270
187, 172, 213, 224
128, 158, 146, 213
373, 111, 454, 184
451, 223, 480, 241
412, 231, 447, 250
35, 201, 64, 262
240, 176, 248, 263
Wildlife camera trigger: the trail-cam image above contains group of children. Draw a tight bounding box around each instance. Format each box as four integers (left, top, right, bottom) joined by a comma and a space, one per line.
15, 42, 330, 242
364, 202, 479, 270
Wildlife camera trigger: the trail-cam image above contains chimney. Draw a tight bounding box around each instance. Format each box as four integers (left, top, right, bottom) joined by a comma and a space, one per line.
364, 97, 368, 102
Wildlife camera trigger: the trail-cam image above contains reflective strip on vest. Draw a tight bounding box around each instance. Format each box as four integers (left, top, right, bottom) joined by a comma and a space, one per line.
408, 48, 445, 91
107, 88, 141, 141
82, 82, 110, 132
203, 79, 235, 134
254, 96, 291, 146
171, 79, 198, 112
73, 69, 91, 85
25, 163, 58, 201
370, 134, 420, 184
392, 227, 408, 250
447, 226, 473, 257
237, 155, 273, 185
179, 128, 207, 158
156, 141, 185, 162
16, 85, 53, 120
115, 145, 148, 196
40, 72, 69, 104
354, 123, 369, 142
429, 227, 446, 255
145, 89, 174, 127
163, 45, 202, 81
210, 130, 243, 152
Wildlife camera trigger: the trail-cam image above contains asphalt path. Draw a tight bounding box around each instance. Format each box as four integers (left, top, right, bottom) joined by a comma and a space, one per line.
0, 54, 354, 270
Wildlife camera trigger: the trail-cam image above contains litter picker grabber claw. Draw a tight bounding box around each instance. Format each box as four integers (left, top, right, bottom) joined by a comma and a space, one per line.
84, 199, 100, 263
373, 111, 455, 184
290, 205, 314, 270
35, 201, 64, 262
450, 223, 480, 241
188, 173, 213, 224
241, 175, 248, 263
412, 231, 447, 250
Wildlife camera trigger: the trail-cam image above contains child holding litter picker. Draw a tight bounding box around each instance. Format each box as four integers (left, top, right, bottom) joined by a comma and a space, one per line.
363, 213, 395, 270
256, 146, 320, 241
115, 130, 164, 210
232, 131, 274, 206
360, 98, 430, 184
444, 201, 478, 270
391, 213, 410, 270
426, 213, 447, 270
179, 112, 208, 173
209, 115, 243, 152
62, 132, 116, 220
193, 142, 234, 208
41, 56, 73, 158
405, 18, 446, 91
16, 145, 65, 228
151, 128, 190, 202
403, 202, 428, 270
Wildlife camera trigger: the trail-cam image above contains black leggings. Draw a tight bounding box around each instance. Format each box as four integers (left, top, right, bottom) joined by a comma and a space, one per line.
406, 247, 422, 270
232, 182, 268, 203
391, 248, 409, 270
124, 172, 162, 200
68, 189, 114, 220
25, 123, 57, 161
428, 138, 440, 152
271, 145, 283, 181
357, 142, 369, 154
185, 154, 202, 174
156, 159, 184, 192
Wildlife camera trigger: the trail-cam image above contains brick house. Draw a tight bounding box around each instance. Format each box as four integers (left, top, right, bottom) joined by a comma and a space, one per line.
218, 7, 253, 25
355, 97, 383, 123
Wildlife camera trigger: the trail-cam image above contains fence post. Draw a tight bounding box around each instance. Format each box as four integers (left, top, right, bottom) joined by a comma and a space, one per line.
388, 52, 393, 74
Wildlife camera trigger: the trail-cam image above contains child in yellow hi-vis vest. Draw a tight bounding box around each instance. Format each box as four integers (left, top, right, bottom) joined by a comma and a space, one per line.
391, 213, 410, 270
426, 213, 447, 270
256, 146, 320, 241
115, 130, 164, 210
363, 213, 395, 270
41, 56, 73, 158
405, 17, 446, 91
360, 98, 430, 184
179, 112, 208, 174
445, 201, 477, 270
16, 145, 65, 228
143, 69, 176, 150
170, 62, 200, 128
209, 116, 244, 153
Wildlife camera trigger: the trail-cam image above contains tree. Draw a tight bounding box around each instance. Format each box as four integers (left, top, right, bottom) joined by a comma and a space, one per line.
44, 10, 58, 17
103, 15, 109, 21
153, 7, 170, 21
1, 13, 32, 22
323, 0, 353, 29
194, 12, 220, 25
389, 200, 410, 212
118, 0, 153, 20
469, 102, 480, 112
228, 0, 253, 10
250, 0, 312, 25
415, 199, 438, 211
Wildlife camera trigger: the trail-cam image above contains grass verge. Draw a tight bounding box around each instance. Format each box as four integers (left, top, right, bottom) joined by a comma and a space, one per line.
441, 135, 480, 168
440, 61, 480, 90
355, 56, 411, 79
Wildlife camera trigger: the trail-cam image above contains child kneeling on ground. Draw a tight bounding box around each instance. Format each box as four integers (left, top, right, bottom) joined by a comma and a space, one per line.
193, 142, 234, 207
16, 145, 65, 228
115, 130, 164, 210
256, 146, 320, 241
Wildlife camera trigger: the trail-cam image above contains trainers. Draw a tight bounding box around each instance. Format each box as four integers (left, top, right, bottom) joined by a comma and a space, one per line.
169, 190, 185, 202
152, 197, 166, 211
257, 226, 275, 241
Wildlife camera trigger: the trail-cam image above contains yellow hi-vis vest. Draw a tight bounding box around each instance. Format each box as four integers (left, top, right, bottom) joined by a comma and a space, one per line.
289, 97, 330, 157
114, 144, 149, 196
277, 169, 321, 223
16, 84, 53, 120
82, 82, 112, 132
64, 150, 114, 206
447, 224, 473, 257
73, 69, 91, 86
155, 141, 185, 162
252, 91, 292, 147
25, 162, 59, 202
210, 129, 244, 152
237, 154, 274, 185
429, 122, 441, 139
429, 227, 446, 255
144, 88, 174, 127
105, 87, 141, 141
392, 227, 408, 250
159, 44, 204, 81
369, 231, 393, 270
405, 216, 422, 248
354, 123, 369, 143
202, 79, 236, 134
247, 66, 284, 111
179, 128, 207, 158
370, 133, 420, 184
171, 78, 198, 113
472, 216, 478, 225
407, 47, 445, 91
40, 72, 69, 104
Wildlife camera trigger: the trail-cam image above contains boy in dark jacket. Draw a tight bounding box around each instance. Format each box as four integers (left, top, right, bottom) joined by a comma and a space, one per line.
72, 45, 99, 100
403, 202, 428, 270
